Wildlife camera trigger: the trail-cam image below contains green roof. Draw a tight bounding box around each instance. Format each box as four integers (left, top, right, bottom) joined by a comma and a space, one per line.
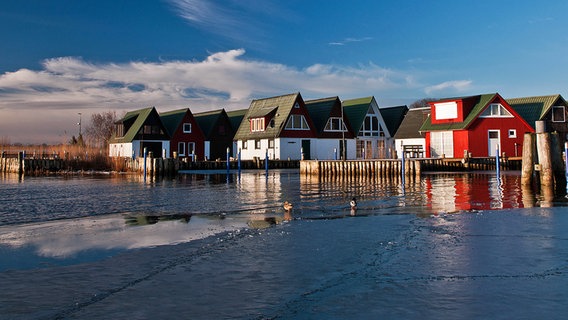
419, 94, 497, 131
160, 108, 189, 136
380, 105, 408, 136
193, 109, 227, 139
226, 109, 248, 132
506, 94, 564, 129
110, 107, 156, 143
342, 96, 375, 135
305, 96, 341, 133
233, 92, 302, 140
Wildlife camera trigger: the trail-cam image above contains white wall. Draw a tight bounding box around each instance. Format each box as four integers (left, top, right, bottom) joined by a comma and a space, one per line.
109, 143, 133, 157
109, 140, 170, 158
395, 138, 426, 159
236, 138, 357, 160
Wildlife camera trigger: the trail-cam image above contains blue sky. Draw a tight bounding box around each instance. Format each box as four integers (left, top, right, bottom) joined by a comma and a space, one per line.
1, 0, 567, 144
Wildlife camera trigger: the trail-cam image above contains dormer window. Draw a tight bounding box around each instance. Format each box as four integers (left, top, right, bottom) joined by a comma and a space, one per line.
324, 117, 347, 132
250, 117, 265, 132
552, 105, 566, 122
285, 114, 309, 130
481, 103, 512, 117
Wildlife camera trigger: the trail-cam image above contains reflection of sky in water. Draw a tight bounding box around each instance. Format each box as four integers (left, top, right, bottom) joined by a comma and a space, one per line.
0, 170, 566, 271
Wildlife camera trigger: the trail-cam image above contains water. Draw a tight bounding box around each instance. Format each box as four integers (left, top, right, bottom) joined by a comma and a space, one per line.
1, 170, 567, 319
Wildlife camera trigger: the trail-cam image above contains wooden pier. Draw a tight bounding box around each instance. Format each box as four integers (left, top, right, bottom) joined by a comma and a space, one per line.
300, 157, 522, 179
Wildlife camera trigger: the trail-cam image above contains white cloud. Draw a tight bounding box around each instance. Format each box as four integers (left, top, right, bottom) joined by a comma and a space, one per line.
424, 80, 472, 95
0, 49, 426, 143
329, 37, 373, 46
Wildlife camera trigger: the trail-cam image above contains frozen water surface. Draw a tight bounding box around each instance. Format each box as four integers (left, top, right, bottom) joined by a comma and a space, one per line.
0, 170, 567, 319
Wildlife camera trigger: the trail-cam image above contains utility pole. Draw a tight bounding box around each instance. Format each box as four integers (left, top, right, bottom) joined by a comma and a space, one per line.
77, 112, 82, 136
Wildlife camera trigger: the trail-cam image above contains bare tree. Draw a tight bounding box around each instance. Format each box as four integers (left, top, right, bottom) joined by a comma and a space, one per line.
84, 111, 118, 148
409, 98, 437, 109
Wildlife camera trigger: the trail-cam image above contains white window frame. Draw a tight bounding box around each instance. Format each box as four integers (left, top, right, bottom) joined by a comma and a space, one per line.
324, 117, 347, 132
359, 113, 382, 137
285, 114, 310, 130
250, 118, 265, 132
508, 129, 516, 138
187, 142, 195, 155
178, 142, 186, 156
480, 103, 513, 118
183, 123, 192, 133
255, 139, 261, 149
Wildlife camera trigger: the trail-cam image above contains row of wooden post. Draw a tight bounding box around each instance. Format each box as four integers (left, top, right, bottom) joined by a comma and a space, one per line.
521, 130, 567, 191
300, 159, 421, 180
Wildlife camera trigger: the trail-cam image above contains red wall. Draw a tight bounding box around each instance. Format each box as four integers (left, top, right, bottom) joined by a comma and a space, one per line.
467, 117, 527, 157
280, 98, 318, 138
170, 112, 206, 160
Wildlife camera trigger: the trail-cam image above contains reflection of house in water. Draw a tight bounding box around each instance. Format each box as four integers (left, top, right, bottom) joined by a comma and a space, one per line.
424, 173, 524, 212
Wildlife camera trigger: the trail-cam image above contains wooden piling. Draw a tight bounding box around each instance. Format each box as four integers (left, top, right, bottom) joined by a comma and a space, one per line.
521, 133, 535, 186
536, 132, 554, 187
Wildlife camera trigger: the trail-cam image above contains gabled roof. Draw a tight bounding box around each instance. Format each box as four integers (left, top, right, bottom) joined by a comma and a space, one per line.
342, 96, 375, 134
226, 109, 248, 132
305, 96, 341, 133
506, 94, 566, 129
193, 109, 228, 139
233, 92, 302, 140
380, 105, 408, 136
394, 107, 430, 139
419, 93, 497, 131
111, 107, 166, 143
160, 108, 190, 136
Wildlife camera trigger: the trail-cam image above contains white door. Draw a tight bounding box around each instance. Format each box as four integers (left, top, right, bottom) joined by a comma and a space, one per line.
488, 130, 500, 156
430, 131, 454, 158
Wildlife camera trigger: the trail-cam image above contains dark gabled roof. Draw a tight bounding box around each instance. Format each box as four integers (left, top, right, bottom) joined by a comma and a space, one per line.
394, 107, 430, 139
193, 109, 227, 139
380, 105, 408, 136
305, 96, 341, 133
342, 96, 375, 134
419, 93, 497, 131
233, 92, 302, 140
160, 108, 189, 137
506, 94, 566, 129
226, 109, 248, 132
110, 107, 163, 143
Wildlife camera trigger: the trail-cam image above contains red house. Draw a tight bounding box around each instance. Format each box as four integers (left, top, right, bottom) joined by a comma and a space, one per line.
419, 93, 534, 158
160, 108, 206, 161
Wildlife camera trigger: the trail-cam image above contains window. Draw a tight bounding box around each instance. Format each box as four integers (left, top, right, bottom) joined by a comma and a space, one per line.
359, 113, 382, 137
243, 141, 248, 149
255, 139, 261, 149
140, 124, 163, 135
115, 124, 125, 137
480, 103, 513, 117
294, 102, 300, 109
183, 123, 192, 133
268, 139, 274, 148
178, 142, 186, 156
552, 105, 566, 122
187, 142, 195, 155
250, 118, 265, 132
324, 117, 346, 132
285, 114, 310, 130
508, 129, 516, 138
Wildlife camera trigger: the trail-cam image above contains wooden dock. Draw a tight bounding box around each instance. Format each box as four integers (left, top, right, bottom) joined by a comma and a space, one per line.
300, 157, 522, 179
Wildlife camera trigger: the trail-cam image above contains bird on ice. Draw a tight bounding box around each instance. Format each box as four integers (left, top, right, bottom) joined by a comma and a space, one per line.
350, 198, 357, 210
283, 201, 293, 211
